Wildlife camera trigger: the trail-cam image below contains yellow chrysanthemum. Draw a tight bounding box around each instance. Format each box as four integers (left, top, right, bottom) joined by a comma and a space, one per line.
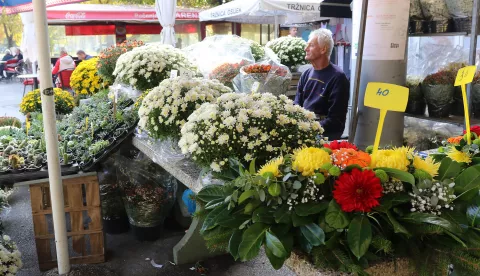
257, 156, 284, 178
371, 149, 410, 171
292, 147, 332, 176
413, 156, 440, 177
394, 146, 415, 159
447, 147, 472, 164
70, 57, 106, 96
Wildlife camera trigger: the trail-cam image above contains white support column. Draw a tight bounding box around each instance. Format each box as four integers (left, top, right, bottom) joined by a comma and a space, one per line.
32, 0, 70, 274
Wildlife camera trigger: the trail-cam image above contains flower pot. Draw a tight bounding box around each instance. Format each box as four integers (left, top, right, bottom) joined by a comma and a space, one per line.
451, 86, 465, 117
130, 224, 163, 241
103, 217, 130, 235
472, 83, 480, 119
422, 83, 454, 118
405, 84, 426, 115
116, 147, 177, 241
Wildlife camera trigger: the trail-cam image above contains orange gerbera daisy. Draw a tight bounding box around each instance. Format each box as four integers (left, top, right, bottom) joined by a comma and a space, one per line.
447, 136, 464, 145
331, 148, 371, 169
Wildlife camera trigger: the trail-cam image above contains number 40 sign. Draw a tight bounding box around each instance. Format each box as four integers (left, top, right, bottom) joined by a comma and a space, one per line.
364, 82, 409, 155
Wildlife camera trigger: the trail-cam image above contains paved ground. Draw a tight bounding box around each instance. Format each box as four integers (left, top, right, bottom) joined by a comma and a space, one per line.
0, 82, 297, 276
0, 81, 25, 120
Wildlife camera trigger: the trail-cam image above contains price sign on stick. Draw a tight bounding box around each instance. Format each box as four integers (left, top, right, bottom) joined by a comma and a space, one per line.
454, 65, 477, 145
364, 82, 409, 155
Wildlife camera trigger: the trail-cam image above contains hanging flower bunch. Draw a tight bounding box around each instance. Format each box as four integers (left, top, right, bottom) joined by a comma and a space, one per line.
195, 138, 480, 274
209, 60, 249, 89
97, 39, 144, 84
20, 88, 75, 115
70, 58, 106, 96
0, 235, 22, 275
266, 36, 307, 68
138, 77, 232, 140
114, 43, 197, 91
179, 93, 323, 172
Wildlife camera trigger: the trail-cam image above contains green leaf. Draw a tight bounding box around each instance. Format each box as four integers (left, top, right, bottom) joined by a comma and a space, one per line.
325, 200, 350, 229
292, 181, 302, 189
201, 205, 230, 233
344, 164, 362, 172
473, 157, 480, 165
274, 205, 291, 224
438, 157, 462, 181
249, 159, 256, 175
374, 193, 411, 213
376, 168, 415, 185
445, 231, 467, 248
282, 173, 292, 182
295, 201, 329, 216
467, 205, 480, 227
205, 198, 225, 210
244, 200, 261, 214
400, 213, 463, 235
239, 190, 257, 204
229, 230, 243, 260
347, 215, 372, 260
238, 223, 268, 261
299, 223, 325, 247
292, 212, 312, 227
217, 214, 251, 228
268, 182, 281, 197
197, 185, 225, 203
265, 245, 286, 270
386, 210, 411, 236
297, 229, 313, 253
266, 231, 287, 258
454, 165, 480, 194
252, 207, 275, 224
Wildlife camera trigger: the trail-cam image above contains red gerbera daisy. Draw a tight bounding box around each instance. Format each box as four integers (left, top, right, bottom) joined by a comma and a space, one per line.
464, 125, 480, 136
333, 169, 383, 212
324, 140, 358, 151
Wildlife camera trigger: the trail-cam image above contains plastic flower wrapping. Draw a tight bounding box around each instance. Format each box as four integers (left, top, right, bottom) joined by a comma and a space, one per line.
178, 93, 323, 172
113, 43, 197, 91
195, 136, 480, 275
266, 36, 307, 69
0, 235, 22, 275
97, 39, 144, 84
237, 62, 292, 95
138, 77, 232, 140
70, 57, 106, 96
20, 88, 75, 115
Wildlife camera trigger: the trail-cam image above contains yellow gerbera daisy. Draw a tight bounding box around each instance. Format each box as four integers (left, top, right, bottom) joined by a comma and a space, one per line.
292, 147, 332, 176
447, 147, 472, 164
257, 156, 284, 178
371, 149, 410, 171
413, 156, 440, 177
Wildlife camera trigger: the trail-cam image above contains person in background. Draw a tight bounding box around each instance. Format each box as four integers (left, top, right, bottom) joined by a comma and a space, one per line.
294, 29, 350, 140
288, 27, 298, 37
13, 48, 23, 60
76, 50, 92, 61
0, 50, 13, 78
52, 48, 75, 86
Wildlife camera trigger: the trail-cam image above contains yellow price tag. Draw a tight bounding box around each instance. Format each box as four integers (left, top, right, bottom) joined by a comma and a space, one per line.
85, 117, 89, 129
454, 65, 477, 144
364, 82, 409, 154
25, 117, 30, 136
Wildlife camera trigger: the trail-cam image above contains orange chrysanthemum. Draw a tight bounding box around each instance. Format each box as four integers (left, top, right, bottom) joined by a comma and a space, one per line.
331, 148, 371, 169
447, 136, 464, 145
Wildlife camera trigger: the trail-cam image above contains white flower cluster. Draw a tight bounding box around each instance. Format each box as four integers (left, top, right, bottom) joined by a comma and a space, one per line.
0, 235, 22, 276
410, 180, 456, 215
179, 93, 323, 172
266, 37, 307, 68
138, 77, 232, 139
383, 179, 404, 194
113, 43, 197, 91
286, 179, 325, 210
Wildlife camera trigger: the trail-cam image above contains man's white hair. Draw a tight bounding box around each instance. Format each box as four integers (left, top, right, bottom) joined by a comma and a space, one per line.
309, 28, 334, 57
60, 47, 68, 54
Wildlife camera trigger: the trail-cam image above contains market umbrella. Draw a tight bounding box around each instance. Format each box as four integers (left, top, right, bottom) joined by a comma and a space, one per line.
1, 0, 85, 274
155, 0, 176, 46
20, 12, 37, 65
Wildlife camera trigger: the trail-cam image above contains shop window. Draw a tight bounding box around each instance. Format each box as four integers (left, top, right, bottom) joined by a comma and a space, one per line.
241, 24, 260, 44
206, 23, 232, 36
48, 26, 115, 57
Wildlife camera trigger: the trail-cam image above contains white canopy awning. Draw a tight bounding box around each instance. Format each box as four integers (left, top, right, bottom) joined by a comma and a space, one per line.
199, 0, 324, 24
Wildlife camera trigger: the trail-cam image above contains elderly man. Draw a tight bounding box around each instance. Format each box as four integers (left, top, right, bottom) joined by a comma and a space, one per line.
288, 27, 298, 37
52, 48, 75, 75
76, 50, 92, 61
0, 50, 13, 78
294, 29, 350, 140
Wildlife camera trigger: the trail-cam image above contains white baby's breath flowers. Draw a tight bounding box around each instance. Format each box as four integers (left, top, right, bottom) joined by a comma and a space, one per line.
179, 92, 323, 171
138, 77, 231, 140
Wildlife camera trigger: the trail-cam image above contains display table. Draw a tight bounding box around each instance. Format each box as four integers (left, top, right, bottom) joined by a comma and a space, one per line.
132, 134, 222, 264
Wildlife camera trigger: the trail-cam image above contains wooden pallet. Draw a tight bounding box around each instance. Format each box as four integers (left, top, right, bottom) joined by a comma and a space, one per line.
20, 172, 104, 271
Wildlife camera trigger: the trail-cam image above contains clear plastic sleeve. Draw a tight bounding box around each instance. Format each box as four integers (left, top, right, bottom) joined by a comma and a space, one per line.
444, 0, 472, 18
109, 83, 143, 102
97, 156, 127, 221
419, 0, 451, 21
115, 146, 177, 227
422, 84, 454, 118
236, 61, 292, 96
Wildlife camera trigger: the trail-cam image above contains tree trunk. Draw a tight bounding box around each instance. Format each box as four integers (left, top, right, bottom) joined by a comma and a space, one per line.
2, 23, 14, 48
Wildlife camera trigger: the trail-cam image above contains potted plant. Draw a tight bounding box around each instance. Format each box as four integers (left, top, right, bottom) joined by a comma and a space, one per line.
116, 146, 177, 241
405, 76, 425, 115
472, 72, 480, 118
443, 62, 467, 116
421, 70, 455, 118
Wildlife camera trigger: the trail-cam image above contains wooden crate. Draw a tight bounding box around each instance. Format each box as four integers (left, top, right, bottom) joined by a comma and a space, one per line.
24, 172, 104, 271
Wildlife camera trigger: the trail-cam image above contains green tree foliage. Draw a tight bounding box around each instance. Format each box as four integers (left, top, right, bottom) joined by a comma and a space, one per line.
0, 11, 22, 48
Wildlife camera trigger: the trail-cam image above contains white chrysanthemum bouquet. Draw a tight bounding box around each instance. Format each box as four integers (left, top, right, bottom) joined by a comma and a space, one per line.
266, 37, 307, 68
0, 235, 22, 276
138, 77, 232, 140
113, 43, 197, 91
179, 93, 323, 172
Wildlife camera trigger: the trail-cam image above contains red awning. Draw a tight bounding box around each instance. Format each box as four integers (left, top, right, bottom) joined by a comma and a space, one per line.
46, 4, 200, 24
